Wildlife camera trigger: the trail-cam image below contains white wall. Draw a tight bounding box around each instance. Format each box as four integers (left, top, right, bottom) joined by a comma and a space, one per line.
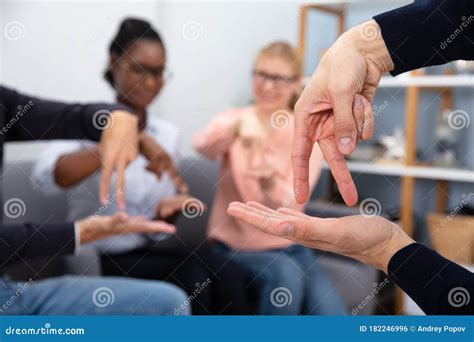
1, 0, 160, 161
1, 0, 309, 160
1, 0, 414, 161
153, 0, 303, 154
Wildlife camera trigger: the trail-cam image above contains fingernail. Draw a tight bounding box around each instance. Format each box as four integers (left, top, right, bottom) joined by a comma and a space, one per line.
338, 137, 354, 154
355, 95, 363, 108
339, 137, 352, 146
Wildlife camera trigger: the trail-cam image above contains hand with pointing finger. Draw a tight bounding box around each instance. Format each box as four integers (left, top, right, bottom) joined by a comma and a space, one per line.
292, 20, 394, 206
99, 110, 140, 210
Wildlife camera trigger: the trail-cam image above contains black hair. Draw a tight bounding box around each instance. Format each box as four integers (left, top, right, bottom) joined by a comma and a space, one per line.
104, 18, 165, 86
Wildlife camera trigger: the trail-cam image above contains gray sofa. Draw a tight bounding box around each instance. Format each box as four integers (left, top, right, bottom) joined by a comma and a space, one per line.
2, 157, 378, 314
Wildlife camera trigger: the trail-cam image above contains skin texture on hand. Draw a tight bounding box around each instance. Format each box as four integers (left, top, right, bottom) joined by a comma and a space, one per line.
99, 110, 139, 209
140, 132, 189, 194
227, 201, 414, 273
77, 212, 176, 244
292, 20, 394, 206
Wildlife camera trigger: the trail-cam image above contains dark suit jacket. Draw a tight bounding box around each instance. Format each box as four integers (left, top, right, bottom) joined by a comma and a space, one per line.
0, 85, 127, 268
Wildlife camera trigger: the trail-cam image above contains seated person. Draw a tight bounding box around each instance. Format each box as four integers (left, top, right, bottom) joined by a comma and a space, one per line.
32, 18, 250, 315
193, 42, 346, 315
0, 86, 188, 315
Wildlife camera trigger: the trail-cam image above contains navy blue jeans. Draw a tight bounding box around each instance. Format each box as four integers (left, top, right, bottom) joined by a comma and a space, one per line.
214, 244, 347, 315
0, 275, 189, 315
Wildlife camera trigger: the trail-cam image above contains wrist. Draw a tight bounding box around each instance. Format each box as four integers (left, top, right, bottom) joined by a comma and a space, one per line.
372, 222, 414, 273
76, 218, 91, 244
138, 132, 148, 151
343, 20, 394, 74
76, 216, 107, 244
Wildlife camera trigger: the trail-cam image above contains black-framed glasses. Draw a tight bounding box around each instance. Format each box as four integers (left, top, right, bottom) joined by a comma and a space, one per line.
252, 69, 297, 87
125, 61, 173, 82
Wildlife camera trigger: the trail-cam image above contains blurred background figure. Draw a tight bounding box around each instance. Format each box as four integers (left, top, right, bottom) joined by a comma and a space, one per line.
32, 18, 251, 315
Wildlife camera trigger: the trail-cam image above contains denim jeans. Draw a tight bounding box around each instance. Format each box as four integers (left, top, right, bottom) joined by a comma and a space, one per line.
214, 244, 347, 315
0, 275, 190, 315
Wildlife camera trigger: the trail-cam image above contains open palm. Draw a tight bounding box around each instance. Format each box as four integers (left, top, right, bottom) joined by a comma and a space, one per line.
228, 201, 413, 272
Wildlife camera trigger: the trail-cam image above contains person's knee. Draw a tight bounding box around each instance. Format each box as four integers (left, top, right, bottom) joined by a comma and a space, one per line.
131, 281, 189, 315
159, 283, 189, 316
263, 254, 304, 288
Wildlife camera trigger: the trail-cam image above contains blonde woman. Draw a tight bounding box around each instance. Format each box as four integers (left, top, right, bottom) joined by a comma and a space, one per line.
194, 42, 346, 315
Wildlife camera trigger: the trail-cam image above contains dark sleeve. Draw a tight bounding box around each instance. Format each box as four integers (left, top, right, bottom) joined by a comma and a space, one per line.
388, 243, 474, 315
373, 0, 474, 76
0, 222, 76, 267
0, 86, 130, 142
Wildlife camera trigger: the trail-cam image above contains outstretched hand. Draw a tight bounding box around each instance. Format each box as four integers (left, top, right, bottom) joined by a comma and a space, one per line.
227, 201, 413, 273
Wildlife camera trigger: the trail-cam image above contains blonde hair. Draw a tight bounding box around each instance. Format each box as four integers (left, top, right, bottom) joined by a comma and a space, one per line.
254, 41, 302, 109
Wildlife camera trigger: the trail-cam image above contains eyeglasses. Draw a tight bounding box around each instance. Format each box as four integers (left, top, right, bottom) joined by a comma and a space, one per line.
124, 61, 173, 82
252, 70, 298, 88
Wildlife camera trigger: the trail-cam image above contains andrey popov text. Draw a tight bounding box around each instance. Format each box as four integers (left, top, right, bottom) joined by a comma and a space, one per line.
359, 325, 466, 334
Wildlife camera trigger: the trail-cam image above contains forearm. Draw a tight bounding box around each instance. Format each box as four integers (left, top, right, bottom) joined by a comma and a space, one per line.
373, 0, 474, 75
0, 222, 76, 267
1, 86, 130, 142
54, 147, 102, 188
388, 243, 474, 315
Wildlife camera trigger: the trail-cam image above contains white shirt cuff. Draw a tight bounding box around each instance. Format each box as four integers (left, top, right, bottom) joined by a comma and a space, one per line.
74, 222, 81, 255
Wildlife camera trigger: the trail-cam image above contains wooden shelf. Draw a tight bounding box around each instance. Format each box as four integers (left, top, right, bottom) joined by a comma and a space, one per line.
298, 2, 473, 315
322, 162, 474, 183
379, 74, 474, 88
304, 74, 474, 88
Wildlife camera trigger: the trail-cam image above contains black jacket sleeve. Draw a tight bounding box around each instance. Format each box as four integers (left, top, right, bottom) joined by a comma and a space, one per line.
388, 243, 474, 315
373, 0, 474, 75
0, 85, 130, 142
0, 85, 131, 267
0, 222, 76, 268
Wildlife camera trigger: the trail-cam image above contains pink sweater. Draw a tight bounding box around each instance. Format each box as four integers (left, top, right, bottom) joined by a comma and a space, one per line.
193, 106, 323, 251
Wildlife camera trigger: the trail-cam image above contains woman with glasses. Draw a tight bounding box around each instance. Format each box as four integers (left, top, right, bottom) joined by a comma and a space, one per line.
193, 42, 347, 315
32, 18, 250, 315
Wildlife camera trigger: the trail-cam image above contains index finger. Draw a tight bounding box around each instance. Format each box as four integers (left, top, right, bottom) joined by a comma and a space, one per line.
115, 157, 127, 210
291, 117, 313, 204
99, 158, 114, 205
166, 164, 188, 193
319, 138, 358, 206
